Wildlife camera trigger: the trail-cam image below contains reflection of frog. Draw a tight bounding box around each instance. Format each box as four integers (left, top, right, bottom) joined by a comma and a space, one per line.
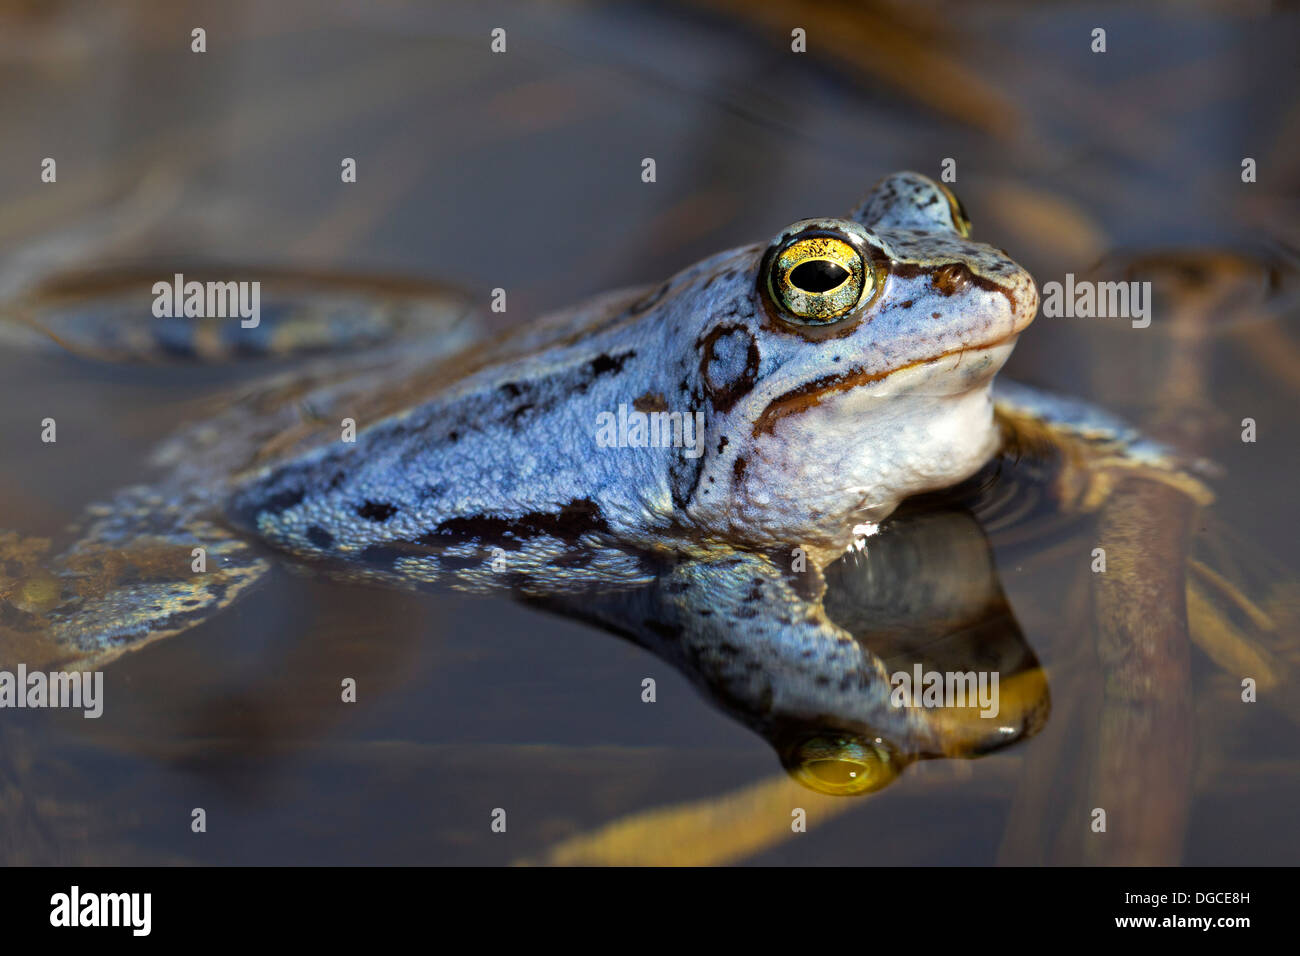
2, 173, 1205, 792
548, 501, 1051, 796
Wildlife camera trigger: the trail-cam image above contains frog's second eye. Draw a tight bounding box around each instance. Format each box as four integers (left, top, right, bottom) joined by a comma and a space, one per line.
769, 235, 870, 325
782, 734, 901, 796
940, 183, 972, 238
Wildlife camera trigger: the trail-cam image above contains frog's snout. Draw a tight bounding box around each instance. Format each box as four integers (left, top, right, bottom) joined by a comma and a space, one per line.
1010, 264, 1040, 335
974, 254, 1039, 347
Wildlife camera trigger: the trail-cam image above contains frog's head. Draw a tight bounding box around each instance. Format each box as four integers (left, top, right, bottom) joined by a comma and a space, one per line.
678, 172, 1037, 553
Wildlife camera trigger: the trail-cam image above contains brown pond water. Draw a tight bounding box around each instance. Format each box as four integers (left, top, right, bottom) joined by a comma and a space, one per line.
0, 0, 1297, 864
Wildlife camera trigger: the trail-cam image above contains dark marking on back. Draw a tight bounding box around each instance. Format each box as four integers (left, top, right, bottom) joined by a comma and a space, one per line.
422, 498, 611, 551
590, 351, 636, 377
306, 526, 334, 549
356, 500, 398, 522
260, 487, 305, 515
633, 391, 668, 413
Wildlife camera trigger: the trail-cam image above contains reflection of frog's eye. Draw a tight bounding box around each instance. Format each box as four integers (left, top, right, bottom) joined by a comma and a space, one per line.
769, 235, 870, 325
939, 184, 972, 237
783, 734, 901, 796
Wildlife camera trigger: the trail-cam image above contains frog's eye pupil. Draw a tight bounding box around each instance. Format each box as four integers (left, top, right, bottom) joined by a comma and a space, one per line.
766, 233, 872, 326
789, 260, 849, 294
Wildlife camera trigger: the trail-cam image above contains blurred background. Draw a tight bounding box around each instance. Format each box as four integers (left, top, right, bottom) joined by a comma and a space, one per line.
0, 0, 1297, 865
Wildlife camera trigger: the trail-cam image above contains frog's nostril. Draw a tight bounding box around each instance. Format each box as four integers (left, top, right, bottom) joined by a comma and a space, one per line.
790, 259, 850, 294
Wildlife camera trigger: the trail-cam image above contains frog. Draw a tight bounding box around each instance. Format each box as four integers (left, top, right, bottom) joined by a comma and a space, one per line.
1, 172, 1210, 786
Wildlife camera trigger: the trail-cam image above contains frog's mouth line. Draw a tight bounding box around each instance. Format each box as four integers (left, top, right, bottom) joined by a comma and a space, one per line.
752, 334, 1020, 438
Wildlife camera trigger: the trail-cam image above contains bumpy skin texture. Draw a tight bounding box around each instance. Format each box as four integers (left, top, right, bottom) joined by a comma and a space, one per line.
223, 171, 1037, 592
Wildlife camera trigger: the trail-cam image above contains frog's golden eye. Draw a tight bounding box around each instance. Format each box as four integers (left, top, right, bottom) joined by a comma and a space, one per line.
768, 235, 871, 325
939, 183, 972, 238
